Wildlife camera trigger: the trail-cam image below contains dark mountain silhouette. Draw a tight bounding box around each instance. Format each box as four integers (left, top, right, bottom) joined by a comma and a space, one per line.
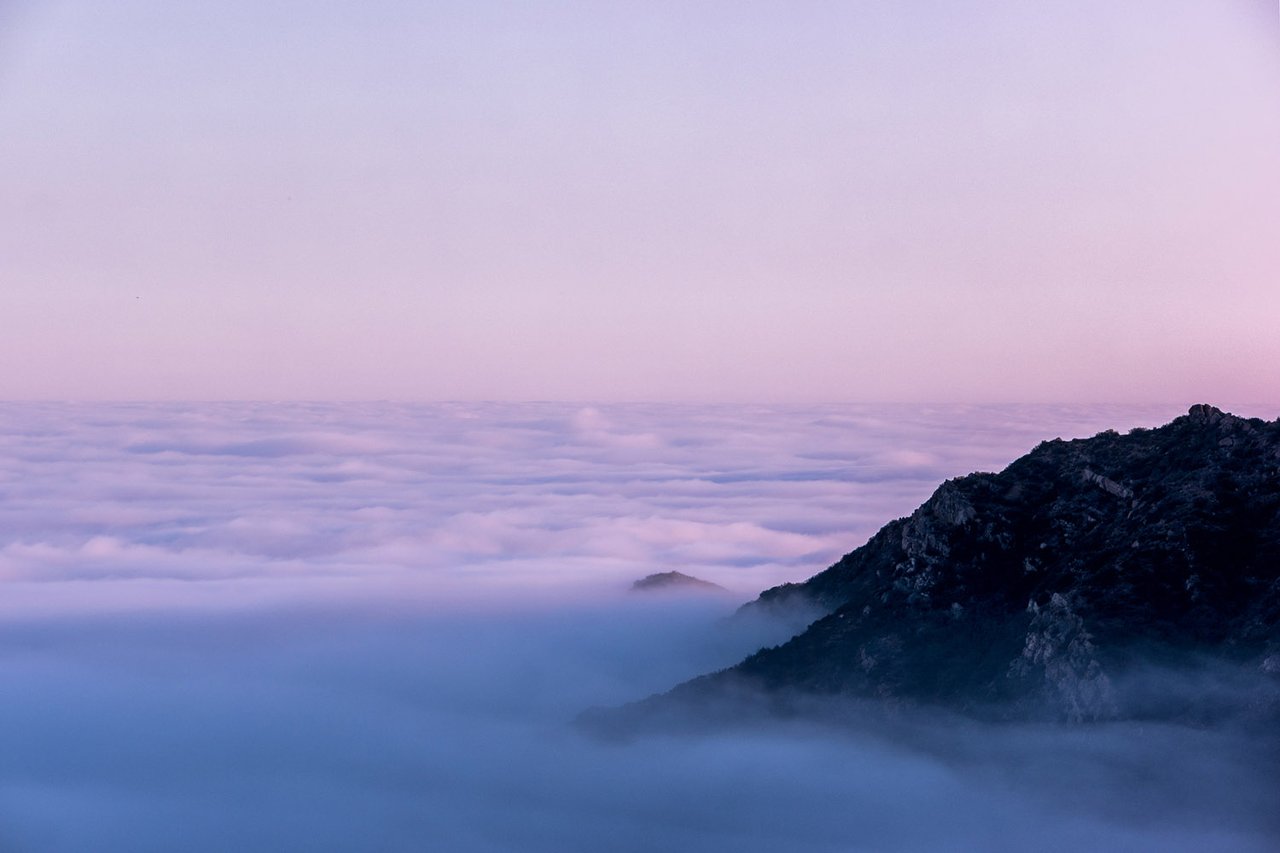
586, 405, 1280, 730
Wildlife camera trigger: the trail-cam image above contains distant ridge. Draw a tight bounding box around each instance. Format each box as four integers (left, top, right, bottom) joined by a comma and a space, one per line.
631, 571, 726, 593
589, 405, 1280, 729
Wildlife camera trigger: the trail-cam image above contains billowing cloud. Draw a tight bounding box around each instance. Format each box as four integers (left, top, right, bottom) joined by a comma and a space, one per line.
0, 400, 1198, 607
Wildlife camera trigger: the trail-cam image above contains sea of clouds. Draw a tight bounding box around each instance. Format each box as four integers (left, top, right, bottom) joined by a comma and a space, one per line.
1, 401, 1275, 851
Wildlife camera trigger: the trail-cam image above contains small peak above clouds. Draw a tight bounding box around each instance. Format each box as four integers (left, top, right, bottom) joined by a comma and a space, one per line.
630, 571, 728, 594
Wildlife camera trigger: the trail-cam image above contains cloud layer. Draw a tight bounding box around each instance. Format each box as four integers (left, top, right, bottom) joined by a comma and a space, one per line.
1, 402, 1275, 850
0, 401, 1201, 609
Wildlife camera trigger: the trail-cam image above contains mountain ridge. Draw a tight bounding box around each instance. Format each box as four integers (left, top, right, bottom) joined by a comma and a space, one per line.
587, 405, 1280, 730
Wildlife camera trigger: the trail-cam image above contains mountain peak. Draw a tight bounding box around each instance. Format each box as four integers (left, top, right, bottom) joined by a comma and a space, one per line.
1182, 403, 1250, 430
595, 406, 1280, 729
631, 571, 726, 593
1187, 402, 1224, 421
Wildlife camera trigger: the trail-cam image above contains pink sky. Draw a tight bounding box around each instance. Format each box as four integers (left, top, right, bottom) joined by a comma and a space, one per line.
1, 1, 1277, 402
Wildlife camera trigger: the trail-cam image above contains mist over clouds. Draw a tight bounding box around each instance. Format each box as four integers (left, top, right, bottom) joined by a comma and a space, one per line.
1, 403, 1276, 850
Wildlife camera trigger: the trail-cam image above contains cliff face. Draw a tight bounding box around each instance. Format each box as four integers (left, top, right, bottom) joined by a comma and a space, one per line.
609, 406, 1280, 726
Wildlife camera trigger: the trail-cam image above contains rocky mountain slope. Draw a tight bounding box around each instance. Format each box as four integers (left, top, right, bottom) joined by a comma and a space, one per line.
592, 405, 1280, 728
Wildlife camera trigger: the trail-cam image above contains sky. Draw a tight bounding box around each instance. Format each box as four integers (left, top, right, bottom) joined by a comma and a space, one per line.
1, 0, 1277, 402
2, 401, 1277, 850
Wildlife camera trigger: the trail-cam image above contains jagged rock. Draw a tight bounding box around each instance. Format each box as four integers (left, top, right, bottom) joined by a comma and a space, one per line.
594, 405, 1280, 728
1011, 593, 1116, 722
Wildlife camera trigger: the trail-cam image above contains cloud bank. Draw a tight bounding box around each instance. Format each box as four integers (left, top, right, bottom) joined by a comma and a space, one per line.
0, 402, 1275, 850
0, 401, 1202, 609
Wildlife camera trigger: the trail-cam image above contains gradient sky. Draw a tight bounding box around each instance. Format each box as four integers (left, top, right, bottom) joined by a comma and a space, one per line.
1, 1, 1277, 402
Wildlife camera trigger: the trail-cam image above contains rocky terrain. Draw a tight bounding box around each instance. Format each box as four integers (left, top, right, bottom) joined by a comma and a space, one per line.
590, 405, 1280, 728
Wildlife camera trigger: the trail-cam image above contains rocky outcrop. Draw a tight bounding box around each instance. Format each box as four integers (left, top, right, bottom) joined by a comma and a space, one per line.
596, 405, 1280, 727
1011, 592, 1116, 722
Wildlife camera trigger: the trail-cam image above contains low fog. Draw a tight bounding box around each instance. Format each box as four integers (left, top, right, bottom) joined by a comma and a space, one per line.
1, 402, 1275, 851
3, 599, 1276, 852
